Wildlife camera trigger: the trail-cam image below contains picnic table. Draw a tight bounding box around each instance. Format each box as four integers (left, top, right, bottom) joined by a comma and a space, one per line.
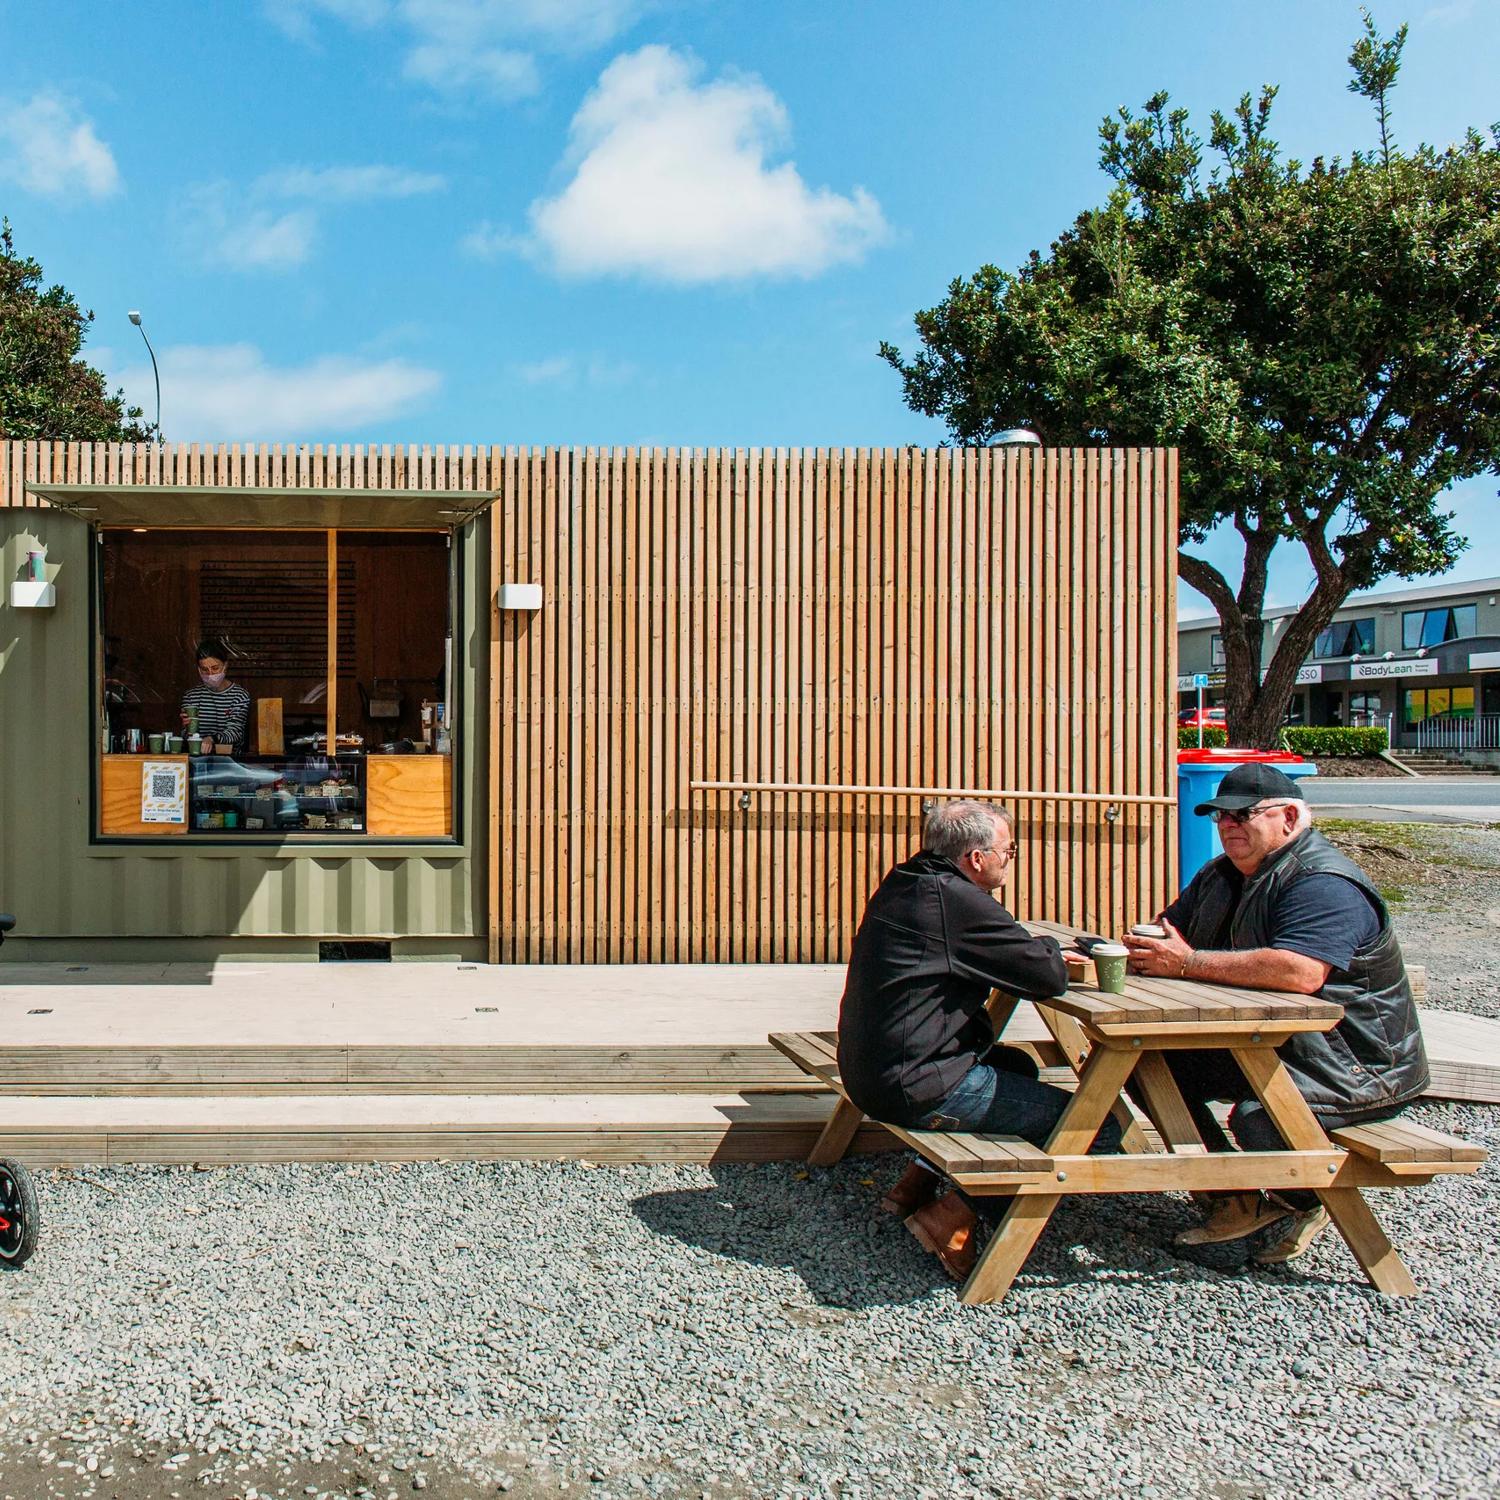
771, 921, 1484, 1305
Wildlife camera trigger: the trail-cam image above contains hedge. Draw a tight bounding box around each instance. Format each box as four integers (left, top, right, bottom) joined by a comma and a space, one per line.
1178, 727, 1228, 749
1176, 725, 1388, 755
1280, 726, 1388, 757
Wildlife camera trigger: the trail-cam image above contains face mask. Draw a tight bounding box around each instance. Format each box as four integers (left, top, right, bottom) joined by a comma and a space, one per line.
199, 669, 227, 688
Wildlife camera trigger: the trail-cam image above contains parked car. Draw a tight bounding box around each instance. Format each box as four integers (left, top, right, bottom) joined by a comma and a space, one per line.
1178, 706, 1227, 728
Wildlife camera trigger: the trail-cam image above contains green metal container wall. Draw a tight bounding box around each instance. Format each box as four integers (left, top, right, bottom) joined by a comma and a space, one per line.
0, 511, 487, 942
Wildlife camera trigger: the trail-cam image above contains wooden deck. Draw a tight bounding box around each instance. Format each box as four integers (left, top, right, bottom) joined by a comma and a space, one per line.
0, 1092, 896, 1168
1, 962, 1495, 1165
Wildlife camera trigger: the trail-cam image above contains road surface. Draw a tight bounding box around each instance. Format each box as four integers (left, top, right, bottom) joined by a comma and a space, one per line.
1302, 777, 1500, 823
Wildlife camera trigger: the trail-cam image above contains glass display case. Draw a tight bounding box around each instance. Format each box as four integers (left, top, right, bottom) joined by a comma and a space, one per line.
187, 754, 366, 834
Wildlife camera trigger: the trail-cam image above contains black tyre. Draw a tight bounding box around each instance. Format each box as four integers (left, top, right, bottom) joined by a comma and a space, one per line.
0, 1158, 39, 1269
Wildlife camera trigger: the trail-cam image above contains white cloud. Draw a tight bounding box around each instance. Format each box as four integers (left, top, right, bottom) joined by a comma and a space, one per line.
0, 92, 120, 200
258, 164, 447, 199
516, 46, 887, 283
512, 352, 638, 386
183, 183, 318, 271
516, 355, 574, 384
265, 0, 649, 100
460, 220, 523, 259
114, 344, 441, 441
183, 163, 445, 271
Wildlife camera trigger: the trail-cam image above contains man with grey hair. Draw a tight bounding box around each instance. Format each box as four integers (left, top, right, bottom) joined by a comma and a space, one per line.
1125, 762, 1428, 1266
838, 798, 1120, 1279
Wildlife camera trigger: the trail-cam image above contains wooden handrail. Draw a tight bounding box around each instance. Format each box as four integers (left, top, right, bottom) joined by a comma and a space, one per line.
690, 780, 1176, 808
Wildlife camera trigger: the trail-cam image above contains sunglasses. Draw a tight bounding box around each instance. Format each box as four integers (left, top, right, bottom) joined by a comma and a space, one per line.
1208, 800, 1293, 827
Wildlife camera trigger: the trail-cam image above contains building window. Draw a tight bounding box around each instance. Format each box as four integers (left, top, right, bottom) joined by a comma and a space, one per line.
1403, 686, 1475, 724
1210, 634, 1225, 668
97, 528, 455, 840
1312, 617, 1374, 659
1348, 691, 1383, 725
1402, 604, 1476, 651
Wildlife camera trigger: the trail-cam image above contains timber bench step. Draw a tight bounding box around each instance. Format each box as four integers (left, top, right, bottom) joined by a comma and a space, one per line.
767, 1030, 1052, 1177
1331, 1117, 1487, 1169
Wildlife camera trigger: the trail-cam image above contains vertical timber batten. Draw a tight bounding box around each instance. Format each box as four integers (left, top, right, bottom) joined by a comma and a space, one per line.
483, 444, 1176, 964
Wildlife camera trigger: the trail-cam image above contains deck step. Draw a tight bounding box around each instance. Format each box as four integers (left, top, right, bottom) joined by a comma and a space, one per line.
0, 1092, 899, 1168
3, 963, 1495, 1107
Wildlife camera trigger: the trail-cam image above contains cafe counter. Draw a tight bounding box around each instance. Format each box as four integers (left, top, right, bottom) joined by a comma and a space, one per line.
99, 753, 453, 839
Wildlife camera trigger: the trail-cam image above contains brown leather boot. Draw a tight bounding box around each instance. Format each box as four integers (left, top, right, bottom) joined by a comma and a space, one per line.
905, 1191, 978, 1281
880, 1161, 942, 1217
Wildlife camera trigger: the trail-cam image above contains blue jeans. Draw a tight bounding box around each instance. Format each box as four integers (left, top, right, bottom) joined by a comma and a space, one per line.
915, 1047, 1124, 1154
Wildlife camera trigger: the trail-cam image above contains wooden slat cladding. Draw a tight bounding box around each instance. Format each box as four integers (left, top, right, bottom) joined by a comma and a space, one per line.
2, 441, 1177, 964
490, 445, 1176, 963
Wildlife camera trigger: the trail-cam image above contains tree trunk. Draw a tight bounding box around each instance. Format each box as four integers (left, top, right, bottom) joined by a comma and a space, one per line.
1178, 545, 1351, 750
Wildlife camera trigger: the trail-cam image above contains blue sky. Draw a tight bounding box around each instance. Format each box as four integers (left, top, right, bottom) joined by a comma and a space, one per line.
2, 0, 1495, 617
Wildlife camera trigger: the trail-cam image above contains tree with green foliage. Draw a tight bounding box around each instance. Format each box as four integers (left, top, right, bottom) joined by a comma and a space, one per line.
0, 217, 151, 443
881, 15, 1500, 748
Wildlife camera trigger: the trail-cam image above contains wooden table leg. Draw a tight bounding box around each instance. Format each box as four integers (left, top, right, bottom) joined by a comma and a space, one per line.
960, 1044, 1141, 1305
807, 1097, 865, 1167
1131, 1051, 1209, 1155
1037, 1002, 1154, 1155
1231, 1047, 1418, 1297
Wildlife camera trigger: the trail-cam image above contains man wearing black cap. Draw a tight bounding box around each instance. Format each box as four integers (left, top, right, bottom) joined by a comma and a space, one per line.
1123, 762, 1428, 1265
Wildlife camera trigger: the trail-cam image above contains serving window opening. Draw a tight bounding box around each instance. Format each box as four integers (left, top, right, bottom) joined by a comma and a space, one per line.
96, 527, 455, 841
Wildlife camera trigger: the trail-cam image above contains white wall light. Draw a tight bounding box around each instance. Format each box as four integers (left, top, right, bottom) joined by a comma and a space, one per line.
498, 583, 543, 611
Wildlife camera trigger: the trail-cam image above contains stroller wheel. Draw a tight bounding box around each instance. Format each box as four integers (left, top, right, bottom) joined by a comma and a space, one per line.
0, 1158, 39, 1269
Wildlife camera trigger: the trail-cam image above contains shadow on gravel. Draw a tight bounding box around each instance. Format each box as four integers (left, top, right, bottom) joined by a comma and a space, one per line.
632, 1164, 1365, 1307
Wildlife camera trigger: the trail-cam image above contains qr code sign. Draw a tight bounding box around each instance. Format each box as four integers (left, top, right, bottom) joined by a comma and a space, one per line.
140, 759, 186, 822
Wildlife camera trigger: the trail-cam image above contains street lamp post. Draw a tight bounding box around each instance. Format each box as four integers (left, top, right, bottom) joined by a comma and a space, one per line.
127, 310, 161, 441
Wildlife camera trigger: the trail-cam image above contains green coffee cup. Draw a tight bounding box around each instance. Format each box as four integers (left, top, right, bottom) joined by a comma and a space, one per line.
1092, 942, 1130, 994
148, 733, 165, 753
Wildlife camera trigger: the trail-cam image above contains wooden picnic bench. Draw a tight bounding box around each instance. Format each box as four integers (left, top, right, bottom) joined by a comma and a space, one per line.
770, 944, 1485, 1305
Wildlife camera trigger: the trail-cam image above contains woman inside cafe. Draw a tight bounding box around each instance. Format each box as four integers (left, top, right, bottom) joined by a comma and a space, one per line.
180, 638, 251, 750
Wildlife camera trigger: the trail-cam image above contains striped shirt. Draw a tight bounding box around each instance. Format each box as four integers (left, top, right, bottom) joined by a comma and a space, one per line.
181, 682, 251, 748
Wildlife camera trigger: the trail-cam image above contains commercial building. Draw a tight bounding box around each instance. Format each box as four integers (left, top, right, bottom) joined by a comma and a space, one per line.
3, 440, 1177, 963
1178, 575, 1500, 749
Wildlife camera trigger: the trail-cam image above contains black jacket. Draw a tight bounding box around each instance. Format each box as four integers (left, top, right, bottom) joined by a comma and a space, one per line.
836, 850, 1069, 1125
1174, 827, 1428, 1116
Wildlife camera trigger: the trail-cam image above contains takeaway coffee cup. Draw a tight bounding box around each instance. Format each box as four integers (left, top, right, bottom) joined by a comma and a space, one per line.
1131, 923, 1168, 940
1092, 942, 1130, 994
165, 734, 183, 753
148, 733, 165, 753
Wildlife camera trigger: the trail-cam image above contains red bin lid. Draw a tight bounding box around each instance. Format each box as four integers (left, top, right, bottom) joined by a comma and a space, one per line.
1177, 748, 1306, 764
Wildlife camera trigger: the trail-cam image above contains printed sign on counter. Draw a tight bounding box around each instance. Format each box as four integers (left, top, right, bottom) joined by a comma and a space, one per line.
140, 759, 187, 823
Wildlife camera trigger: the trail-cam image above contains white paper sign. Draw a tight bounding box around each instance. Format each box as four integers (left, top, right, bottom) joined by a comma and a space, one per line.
140, 759, 187, 824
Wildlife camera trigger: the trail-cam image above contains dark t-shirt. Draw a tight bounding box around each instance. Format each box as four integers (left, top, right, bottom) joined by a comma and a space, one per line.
1165, 870, 1380, 973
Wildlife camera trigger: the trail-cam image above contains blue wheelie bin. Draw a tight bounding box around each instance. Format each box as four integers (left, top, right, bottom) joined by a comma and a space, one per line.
1176, 749, 1319, 883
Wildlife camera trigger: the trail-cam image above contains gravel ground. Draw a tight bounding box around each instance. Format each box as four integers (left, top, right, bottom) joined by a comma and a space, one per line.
1326, 819, 1500, 1019
3, 818, 1498, 1500
3, 1126, 1499, 1500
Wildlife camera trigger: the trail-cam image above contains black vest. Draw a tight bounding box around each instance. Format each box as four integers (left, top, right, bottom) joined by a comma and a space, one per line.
1180, 828, 1429, 1116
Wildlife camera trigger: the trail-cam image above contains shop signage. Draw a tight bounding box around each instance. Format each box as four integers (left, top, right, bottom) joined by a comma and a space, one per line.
1177, 664, 1322, 691
1351, 659, 1438, 680
140, 760, 187, 824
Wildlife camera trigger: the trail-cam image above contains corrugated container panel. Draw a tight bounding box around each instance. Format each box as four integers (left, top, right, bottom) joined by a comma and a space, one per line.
0, 449, 487, 942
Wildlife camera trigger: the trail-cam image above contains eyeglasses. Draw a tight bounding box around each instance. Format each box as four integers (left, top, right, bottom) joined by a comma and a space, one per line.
1208, 801, 1293, 827
977, 843, 1018, 865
